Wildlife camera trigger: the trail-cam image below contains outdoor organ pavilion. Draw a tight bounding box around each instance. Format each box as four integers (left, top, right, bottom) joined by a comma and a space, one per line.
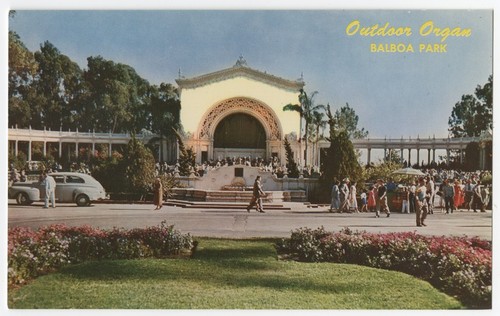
8, 58, 492, 180
176, 56, 304, 164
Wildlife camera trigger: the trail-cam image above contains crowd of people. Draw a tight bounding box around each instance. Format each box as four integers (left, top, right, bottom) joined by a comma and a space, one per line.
154, 156, 322, 178
329, 171, 492, 227
8, 161, 94, 186
9, 157, 492, 222
330, 178, 391, 218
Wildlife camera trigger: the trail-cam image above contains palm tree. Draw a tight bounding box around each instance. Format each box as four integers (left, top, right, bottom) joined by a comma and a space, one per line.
283, 89, 324, 167
310, 110, 327, 167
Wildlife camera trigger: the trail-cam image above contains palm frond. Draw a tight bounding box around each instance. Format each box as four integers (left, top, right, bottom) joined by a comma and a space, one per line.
283, 103, 303, 114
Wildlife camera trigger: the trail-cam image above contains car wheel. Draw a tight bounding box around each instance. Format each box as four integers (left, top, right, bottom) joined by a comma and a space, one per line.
76, 194, 90, 207
16, 192, 32, 205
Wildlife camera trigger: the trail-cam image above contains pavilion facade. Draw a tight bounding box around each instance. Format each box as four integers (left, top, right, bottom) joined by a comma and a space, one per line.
7, 58, 491, 171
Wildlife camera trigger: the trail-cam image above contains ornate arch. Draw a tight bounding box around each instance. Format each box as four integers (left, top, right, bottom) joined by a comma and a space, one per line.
198, 97, 283, 141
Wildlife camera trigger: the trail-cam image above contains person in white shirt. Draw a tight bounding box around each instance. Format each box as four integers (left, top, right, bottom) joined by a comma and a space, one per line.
415, 177, 428, 226
42, 172, 57, 208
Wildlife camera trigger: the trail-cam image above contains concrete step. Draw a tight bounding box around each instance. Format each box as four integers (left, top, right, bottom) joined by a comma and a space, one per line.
165, 199, 291, 210
171, 188, 307, 202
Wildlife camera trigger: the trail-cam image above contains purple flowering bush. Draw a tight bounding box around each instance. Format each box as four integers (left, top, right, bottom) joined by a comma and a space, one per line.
276, 227, 492, 309
8, 221, 193, 285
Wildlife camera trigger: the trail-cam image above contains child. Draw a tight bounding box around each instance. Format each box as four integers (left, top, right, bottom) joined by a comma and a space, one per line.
360, 189, 367, 212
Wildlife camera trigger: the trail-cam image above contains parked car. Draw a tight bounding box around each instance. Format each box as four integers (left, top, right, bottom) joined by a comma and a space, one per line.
8, 172, 108, 206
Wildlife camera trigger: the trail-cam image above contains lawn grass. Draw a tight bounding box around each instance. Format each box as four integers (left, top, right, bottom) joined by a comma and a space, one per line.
8, 238, 463, 309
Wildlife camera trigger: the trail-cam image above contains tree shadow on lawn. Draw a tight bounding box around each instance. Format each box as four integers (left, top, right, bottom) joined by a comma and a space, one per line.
56, 239, 395, 295
44, 237, 464, 309
58, 258, 380, 295
192, 242, 275, 260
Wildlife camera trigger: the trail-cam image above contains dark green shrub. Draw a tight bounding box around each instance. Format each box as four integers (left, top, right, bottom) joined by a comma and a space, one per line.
276, 227, 492, 309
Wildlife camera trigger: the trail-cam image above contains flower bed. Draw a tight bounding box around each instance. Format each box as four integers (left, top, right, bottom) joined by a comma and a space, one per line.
8, 221, 193, 286
276, 227, 491, 309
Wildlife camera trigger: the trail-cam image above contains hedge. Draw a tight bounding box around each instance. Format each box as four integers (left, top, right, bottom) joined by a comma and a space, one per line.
8, 221, 193, 285
276, 227, 491, 309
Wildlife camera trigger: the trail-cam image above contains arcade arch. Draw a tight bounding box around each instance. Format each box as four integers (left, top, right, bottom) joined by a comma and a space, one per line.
197, 97, 284, 160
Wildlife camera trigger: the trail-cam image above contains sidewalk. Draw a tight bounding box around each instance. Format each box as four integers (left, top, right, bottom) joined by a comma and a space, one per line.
8, 200, 493, 240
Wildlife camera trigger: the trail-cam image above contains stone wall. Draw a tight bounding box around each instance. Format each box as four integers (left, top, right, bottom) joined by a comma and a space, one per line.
175, 165, 319, 200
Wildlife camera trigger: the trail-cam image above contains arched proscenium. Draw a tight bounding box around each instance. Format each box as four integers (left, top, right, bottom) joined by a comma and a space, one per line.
198, 97, 283, 141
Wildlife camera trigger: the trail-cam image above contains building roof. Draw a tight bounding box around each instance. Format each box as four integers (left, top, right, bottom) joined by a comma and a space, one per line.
176, 56, 305, 92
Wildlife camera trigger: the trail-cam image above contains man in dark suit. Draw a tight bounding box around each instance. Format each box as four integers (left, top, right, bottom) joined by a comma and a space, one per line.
247, 176, 265, 213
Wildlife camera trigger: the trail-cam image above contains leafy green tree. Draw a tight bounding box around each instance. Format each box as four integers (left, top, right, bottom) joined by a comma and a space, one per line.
8, 152, 27, 171
31, 41, 85, 130
8, 31, 38, 128
173, 129, 196, 176
321, 103, 362, 183
448, 76, 493, 137
334, 103, 369, 139
93, 136, 155, 195
362, 161, 402, 184
89, 155, 126, 193
7, 34, 179, 138
149, 83, 181, 160
81, 56, 150, 133
124, 136, 156, 195
283, 89, 324, 166
283, 137, 299, 178
464, 142, 480, 171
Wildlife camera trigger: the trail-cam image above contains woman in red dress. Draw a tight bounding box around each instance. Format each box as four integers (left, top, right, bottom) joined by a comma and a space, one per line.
367, 185, 377, 213
453, 179, 465, 211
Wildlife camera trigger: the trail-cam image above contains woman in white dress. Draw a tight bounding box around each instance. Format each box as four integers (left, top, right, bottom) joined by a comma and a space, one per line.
349, 182, 358, 212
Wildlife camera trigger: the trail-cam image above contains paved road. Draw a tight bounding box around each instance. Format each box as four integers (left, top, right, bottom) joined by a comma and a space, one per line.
7, 201, 493, 240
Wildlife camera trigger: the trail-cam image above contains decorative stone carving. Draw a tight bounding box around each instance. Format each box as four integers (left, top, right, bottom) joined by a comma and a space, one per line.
176, 65, 304, 92
199, 97, 282, 141
234, 55, 248, 68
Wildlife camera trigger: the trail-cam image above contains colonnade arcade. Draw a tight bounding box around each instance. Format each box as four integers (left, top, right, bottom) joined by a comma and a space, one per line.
8, 126, 488, 170
317, 134, 488, 169
8, 127, 153, 162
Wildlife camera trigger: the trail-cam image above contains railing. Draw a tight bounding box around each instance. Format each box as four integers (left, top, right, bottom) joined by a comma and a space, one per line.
8, 127, 484, 150
318, 136, 482, 150
8, 127, 153, 142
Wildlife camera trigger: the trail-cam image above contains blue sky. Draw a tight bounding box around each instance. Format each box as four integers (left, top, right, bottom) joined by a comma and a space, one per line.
6, 8, 493, 142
